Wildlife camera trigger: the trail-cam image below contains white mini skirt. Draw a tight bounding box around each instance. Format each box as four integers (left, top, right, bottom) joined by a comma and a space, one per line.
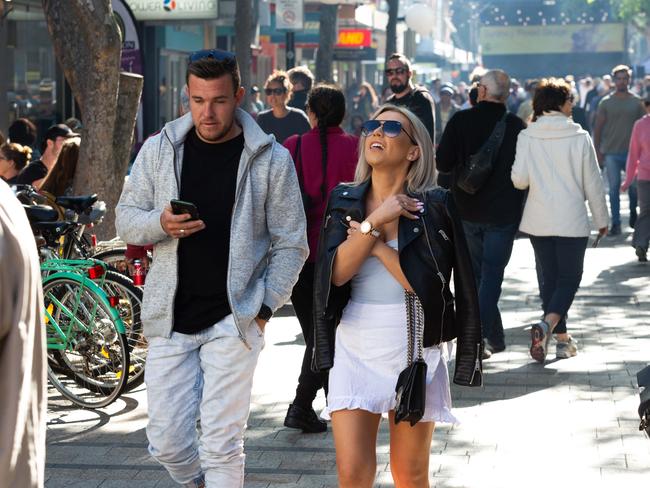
322, 300, 458, 424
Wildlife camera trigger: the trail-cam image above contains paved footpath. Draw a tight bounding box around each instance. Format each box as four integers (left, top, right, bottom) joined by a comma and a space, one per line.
45, 228, 650, 488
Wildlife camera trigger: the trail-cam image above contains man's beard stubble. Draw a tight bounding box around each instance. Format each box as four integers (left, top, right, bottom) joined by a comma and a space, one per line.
390, 82, 408, 94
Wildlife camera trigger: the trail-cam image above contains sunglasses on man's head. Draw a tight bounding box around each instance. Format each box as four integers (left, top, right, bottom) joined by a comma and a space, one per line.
188, 49, 236, 65
265, 87, 287, 96
385, 67, 408, 77
361, 120, 417, 145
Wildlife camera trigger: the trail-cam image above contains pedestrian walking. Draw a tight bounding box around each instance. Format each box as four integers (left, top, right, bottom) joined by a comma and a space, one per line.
384, 53, 436, 144
434, 85, 460, 145
282, 84, 359, 434
352, 82, 379, 121
287, 66, 314, 111
621, 94, 650, 262
312, 105, 481, 488
257, 70, 311, 143
593, 65, 646, 235
436, 69, 527, 356
511, 78, 608, 362
0, 179, 46, 488
115, 49, 308, 488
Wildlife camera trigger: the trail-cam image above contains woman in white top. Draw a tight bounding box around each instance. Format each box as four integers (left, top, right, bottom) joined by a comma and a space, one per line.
511, 77, 608, 363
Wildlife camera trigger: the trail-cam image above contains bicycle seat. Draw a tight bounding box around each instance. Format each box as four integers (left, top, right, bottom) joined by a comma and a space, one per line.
31, 221, 78, 236
55, 194, 98, 214
24, 205, 59, 223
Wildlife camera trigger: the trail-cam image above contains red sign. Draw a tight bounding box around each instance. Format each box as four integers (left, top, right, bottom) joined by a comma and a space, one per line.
336, 29, 372, 48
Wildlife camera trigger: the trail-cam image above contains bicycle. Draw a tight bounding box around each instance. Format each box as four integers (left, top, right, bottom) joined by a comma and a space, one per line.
42, 259, 130, 408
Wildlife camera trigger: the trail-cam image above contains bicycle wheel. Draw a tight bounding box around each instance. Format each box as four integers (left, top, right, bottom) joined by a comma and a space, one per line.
101, 271, 147, 390
91, 248, 130, 277
44, 276, 129, 408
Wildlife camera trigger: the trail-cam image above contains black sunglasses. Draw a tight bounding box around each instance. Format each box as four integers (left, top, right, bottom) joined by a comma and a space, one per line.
265, 87, 287, 96
385, 67, 408, 77
361, 120, 417, 145
188, 49, 236, 65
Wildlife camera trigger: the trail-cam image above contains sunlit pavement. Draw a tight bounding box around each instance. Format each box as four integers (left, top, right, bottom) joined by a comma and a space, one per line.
45, 222, 650, 487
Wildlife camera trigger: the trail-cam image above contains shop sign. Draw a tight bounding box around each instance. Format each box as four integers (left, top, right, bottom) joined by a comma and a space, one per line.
336, 29, 372, 48
276, 0, 304, 30
125, 0, 218, 21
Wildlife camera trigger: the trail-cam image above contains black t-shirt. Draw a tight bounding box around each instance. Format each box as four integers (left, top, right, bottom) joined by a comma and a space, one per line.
387, 86, 436, 144
173, 129, 244, 334
257, 107, 310, 143
15, 160, 47, 186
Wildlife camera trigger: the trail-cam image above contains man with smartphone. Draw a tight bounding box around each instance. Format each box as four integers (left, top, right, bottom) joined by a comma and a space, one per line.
116, 50, 308, 488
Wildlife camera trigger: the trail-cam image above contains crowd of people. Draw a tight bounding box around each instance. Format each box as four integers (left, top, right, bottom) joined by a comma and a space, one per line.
2, 48, 649, 488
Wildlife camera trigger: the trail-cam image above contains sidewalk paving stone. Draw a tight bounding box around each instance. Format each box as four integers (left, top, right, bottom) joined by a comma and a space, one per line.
45, 225, 650, 487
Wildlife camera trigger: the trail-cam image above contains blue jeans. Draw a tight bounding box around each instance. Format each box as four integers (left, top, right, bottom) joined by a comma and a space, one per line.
530, 236, 588, 332
604, 153, 638, 226
145, 315, 264, 487
462, 221, 518, 348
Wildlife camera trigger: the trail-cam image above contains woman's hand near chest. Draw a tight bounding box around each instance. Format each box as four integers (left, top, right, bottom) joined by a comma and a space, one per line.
331, 194, 421, 288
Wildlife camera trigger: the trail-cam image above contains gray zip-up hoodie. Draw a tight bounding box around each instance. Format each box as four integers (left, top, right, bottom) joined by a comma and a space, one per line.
115, 108, 308, 341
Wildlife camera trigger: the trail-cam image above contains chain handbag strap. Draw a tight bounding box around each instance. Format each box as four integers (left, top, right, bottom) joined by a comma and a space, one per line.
404, 290, 425, 365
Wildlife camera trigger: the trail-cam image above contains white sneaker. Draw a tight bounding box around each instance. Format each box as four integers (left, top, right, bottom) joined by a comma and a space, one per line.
556, 337, 578, 359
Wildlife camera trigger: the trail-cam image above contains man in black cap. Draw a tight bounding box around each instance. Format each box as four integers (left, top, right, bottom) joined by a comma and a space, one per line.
15, 124, 79, 188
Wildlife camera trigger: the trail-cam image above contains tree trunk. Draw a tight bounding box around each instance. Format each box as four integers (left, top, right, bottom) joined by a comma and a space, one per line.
0, 12, 9, 134
235, 0, 254, 110
43, 0, 137, 240
315, 5, 338, 83
106, 73, 143, 237
384, 0, 399, 89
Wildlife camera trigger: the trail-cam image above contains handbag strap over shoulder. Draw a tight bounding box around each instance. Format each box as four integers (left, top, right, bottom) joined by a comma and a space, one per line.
404, 290, 425, 365
480, 110, 508, 155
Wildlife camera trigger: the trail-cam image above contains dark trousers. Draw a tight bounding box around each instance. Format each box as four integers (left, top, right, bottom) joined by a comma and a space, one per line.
290, 262, 327, 409
462, 221, 519, 349
530, 236, 588, 333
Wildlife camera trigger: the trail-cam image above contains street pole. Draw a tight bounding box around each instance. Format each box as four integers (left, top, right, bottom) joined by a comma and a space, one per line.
286, 31, 295, 70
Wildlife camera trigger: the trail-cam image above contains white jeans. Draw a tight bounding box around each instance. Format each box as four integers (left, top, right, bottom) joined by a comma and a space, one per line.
145, 315, 264, 487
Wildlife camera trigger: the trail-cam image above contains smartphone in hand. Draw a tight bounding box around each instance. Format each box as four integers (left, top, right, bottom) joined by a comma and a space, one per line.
170, 199, 200, 221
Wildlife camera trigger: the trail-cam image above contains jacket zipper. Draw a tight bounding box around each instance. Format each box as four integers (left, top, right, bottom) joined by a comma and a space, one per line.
226, 142, 271, 350
163, 129, 181, 340
419, 206, 447, 345
469, 342, 482, 385
439, 229, 450, 242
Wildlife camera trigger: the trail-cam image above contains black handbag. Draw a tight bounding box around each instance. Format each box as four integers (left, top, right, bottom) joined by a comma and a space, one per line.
456, 111, 508, 195
394, 290, 428, 426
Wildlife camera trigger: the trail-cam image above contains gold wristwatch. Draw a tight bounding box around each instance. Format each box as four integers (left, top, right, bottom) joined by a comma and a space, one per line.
359, 220, 381, 238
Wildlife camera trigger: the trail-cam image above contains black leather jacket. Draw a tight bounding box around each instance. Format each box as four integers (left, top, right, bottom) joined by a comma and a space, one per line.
312, 180, 483, 387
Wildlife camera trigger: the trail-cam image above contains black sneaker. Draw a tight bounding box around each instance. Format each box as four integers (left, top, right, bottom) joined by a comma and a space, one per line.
609, 224, 621, 236
636, 246, 648, 262
283, 404, 327, 433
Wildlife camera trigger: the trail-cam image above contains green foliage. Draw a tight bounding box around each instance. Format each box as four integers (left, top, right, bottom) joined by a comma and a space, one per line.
585, 0, 650, 19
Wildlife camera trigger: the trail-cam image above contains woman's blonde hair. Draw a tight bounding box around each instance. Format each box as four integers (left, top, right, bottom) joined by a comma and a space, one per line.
0, 142, 32, 171
353, 104, 437, 194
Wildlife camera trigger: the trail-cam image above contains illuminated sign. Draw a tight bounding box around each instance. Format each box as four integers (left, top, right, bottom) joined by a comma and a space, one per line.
336, 29, 372, 48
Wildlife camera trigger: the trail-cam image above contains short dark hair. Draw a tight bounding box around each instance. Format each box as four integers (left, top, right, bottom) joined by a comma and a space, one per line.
186, 57, 241, 93
532, 78, 572, 121
8, 118, 37, 147
387, 53, 412, 72
288, 66, 314, 91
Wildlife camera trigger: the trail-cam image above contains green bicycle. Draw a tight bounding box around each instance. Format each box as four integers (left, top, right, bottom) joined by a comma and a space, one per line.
42, 259, 130, 408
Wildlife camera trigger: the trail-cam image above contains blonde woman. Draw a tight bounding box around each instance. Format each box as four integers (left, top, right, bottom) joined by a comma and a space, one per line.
312, 105, 482, 487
